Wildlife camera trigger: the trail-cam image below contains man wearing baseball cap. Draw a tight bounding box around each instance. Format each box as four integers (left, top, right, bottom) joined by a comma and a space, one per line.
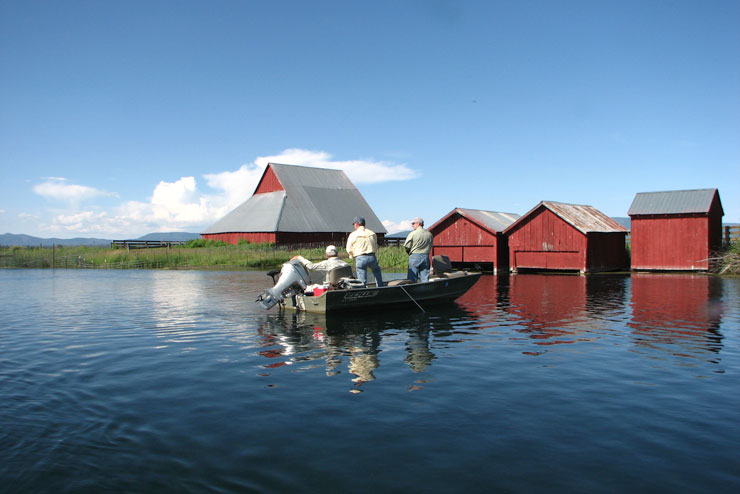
346, 216, 384, 287
404, 216, 434, 283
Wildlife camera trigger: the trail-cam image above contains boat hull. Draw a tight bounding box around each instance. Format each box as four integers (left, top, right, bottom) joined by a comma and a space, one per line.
282, 273, 482, 314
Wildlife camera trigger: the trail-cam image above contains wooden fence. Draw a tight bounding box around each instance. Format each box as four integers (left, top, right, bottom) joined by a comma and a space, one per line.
723, 225, 740, 246
110, 240, 187, 250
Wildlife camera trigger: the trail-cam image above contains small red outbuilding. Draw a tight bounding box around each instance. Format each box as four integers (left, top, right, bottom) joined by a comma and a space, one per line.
627, 188, 723, 271
428, 208, 520, 273
503, 201, 629, 273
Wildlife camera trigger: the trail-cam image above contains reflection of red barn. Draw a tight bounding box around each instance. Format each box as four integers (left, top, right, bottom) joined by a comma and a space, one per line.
629, 274, 722, 357
428, 208, 520, 273
202, 163, 386, 245
508, 274, 587, 348
628, 189, 723, 271
504, 201, 628, 273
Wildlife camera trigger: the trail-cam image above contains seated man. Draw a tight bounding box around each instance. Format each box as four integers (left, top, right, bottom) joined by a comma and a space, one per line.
292, 245, 351, 284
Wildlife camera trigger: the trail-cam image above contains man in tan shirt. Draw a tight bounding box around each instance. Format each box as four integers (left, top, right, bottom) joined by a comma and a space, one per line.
346, 216, 384, 287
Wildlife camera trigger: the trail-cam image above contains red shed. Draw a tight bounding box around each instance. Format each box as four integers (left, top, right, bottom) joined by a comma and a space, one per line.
503, 201, 629, 273
202, 163, 385, 245
628, 189, 724, 271
428, 208, 520, 273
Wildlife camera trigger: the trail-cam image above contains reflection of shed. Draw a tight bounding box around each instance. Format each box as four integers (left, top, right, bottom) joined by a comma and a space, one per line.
629, 274, 723, 358
508, 274, 587, 348
202, 163, 386, 245
503, 201, 628, 273
428, 208, 520, 273
627, 189, 723, 271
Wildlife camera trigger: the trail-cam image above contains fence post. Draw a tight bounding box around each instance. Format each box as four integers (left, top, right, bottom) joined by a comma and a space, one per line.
724, 226, 731, 248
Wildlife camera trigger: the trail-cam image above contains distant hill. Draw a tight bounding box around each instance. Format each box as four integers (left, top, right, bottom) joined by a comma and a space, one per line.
0, 232, 201, 247
135, 232, 201, 241
386, 230, 411, 239
612, 217, 631, 229
0, 233, 111, 247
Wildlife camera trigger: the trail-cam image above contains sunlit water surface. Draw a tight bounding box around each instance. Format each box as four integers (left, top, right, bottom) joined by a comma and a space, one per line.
1, 270, 738, 493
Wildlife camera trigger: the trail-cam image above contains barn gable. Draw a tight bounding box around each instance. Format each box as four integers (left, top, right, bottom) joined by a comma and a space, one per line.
202, 163, 386, 244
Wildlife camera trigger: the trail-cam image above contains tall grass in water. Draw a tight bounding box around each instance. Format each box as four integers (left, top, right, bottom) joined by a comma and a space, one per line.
0, 243, 411, 270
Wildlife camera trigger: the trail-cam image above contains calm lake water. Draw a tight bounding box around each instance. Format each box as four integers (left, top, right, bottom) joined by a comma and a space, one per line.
1, 269, 739, 493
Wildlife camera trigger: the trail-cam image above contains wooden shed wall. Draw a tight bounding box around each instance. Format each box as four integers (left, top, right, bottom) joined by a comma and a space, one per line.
431, 214, 507, 270
201, 231, 359, 246
507, 208, 588, 272
630, 216, 713, 270
202, 232, 277, 245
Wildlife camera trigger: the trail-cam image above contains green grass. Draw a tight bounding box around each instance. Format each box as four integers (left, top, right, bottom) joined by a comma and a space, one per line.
0, 243, 410, 271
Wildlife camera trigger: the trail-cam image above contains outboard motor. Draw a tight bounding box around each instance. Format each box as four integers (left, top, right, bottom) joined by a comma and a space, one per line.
257, 260, 309, 310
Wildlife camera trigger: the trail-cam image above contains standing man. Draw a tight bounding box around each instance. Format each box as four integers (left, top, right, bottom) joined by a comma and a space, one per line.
346, 216, 384, 287
404, 217, 434, 283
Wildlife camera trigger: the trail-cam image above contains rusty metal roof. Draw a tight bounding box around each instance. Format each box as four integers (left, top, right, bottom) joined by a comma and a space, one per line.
627, 188, 722, 216
203, 163, 386, 234
504, 201, 628, 235
430, 208, 520, 233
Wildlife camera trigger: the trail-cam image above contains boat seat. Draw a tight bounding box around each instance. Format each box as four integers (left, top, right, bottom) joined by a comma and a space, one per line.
432, 255, 453, 275
328, 264, 355, 289
387, 279, 414, 286
432, 254, 466, 279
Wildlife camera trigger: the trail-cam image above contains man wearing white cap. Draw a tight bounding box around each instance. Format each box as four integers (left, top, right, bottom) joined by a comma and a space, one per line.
404, 217, 434, 283
292, 245, 350, 283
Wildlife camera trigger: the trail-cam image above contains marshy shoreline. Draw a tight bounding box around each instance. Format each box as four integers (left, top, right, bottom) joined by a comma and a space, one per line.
2, 239, 739, 275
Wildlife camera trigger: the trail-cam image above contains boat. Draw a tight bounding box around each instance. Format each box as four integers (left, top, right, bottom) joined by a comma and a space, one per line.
257, 255, 482, 314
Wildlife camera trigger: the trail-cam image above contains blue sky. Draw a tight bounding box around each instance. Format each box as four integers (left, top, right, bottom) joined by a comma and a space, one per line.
1, 0, 738, 238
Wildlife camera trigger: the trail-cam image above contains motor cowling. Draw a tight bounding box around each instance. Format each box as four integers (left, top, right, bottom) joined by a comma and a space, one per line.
257, 260, 309, 310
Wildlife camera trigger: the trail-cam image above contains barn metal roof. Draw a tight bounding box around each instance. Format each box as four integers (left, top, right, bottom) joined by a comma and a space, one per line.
627, 188, 722, 216
504, 201, 628, 235
430, 208, 520, 233
202, 163, 386, 234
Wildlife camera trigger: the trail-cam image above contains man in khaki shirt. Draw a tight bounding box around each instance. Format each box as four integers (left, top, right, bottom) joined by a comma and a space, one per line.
346, 216, 384, 287
404, 216, 434, 282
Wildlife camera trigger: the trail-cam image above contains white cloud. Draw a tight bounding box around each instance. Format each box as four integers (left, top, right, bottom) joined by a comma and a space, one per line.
253, 148, 420, 184
38, 148, 420, 237
383, 219, 414, 234
33, 178, 115, 203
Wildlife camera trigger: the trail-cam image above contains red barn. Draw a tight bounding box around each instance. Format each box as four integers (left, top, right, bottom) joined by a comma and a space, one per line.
628, 189, 724, 271
428, 208, 520, 273
503, 201, 628, 273
202, 163, 386, 245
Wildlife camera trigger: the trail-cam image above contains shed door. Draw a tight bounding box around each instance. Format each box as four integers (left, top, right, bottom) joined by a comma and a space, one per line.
515, 251, 581, 270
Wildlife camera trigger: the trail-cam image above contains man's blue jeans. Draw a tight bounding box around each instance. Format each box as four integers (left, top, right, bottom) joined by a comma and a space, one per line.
408, 253, 430, 283
355, 254, 384, 287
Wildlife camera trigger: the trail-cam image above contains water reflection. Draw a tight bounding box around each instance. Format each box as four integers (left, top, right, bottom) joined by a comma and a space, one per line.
256, 305, 477, 387
629, 273, 725, 362
505, 274, 594, 349
255, 272, 731, 383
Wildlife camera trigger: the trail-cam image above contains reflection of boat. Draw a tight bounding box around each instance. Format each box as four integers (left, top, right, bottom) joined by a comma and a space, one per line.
257, 258, 482, 314
256, 304, 478, 384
